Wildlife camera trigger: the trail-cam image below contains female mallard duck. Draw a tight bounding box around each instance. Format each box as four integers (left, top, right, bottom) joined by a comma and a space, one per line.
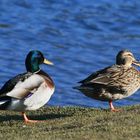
0, 50, 55, 123
74, 50, 140, 111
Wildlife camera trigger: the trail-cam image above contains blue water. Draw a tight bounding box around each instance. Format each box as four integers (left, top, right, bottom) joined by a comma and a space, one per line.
0, 0, 140, 108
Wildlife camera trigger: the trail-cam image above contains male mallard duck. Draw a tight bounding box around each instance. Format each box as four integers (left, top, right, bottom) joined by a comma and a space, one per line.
0, 50, 55, 123
74, 50, 140, 111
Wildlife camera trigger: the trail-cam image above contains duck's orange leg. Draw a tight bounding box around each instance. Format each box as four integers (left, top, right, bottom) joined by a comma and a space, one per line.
22, 112, 40, 123
109, 101, 120, 112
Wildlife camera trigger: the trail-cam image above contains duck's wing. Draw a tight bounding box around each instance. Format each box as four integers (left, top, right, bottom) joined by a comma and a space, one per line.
0, 73, 32, 95
79, 65, 123, 85
0, 72, 44, 99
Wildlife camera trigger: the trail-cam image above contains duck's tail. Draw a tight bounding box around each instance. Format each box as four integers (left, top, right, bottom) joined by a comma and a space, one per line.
73, 86, 80, 90
0, 96, 11, 110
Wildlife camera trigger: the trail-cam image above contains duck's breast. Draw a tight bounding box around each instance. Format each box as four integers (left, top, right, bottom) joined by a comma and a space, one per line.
24, 80, 55, 110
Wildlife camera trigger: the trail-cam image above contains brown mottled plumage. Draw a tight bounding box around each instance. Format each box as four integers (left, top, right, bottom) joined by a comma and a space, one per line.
74, 50, 140, 111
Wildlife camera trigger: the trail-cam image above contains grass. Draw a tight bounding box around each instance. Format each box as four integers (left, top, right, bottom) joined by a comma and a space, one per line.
0, 105, 140, 140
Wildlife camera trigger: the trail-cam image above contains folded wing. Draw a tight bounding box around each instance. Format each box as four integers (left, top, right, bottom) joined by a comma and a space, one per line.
0, 72, 44, 99
79, 65, 123, 86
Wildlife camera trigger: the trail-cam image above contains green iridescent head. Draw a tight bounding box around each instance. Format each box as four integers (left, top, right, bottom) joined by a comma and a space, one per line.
25, 50, 53, 73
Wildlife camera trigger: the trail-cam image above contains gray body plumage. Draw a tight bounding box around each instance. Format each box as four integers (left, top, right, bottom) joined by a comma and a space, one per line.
0, 70, 55, 111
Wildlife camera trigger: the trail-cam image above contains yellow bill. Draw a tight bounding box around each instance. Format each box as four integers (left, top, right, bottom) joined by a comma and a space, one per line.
132, 60, 140, 66
43, 58, 54, 65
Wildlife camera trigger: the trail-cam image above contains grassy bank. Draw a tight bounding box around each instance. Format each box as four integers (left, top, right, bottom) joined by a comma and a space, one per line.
0, 105, 140, 140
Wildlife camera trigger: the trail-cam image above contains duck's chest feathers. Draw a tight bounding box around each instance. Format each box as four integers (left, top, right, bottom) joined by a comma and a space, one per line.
120, 69, 140, 96
24, 81, 54, 110
24, 72, 55, 110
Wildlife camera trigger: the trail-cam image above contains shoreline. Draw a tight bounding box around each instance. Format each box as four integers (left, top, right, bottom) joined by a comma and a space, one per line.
0, 105, 140, 140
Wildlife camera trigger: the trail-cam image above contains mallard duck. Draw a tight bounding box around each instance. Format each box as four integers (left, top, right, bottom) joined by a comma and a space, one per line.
74, 50, 140, 111
0, 50, 55, 123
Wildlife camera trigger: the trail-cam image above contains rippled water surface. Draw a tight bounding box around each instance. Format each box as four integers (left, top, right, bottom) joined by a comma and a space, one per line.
0, 0, 140, 108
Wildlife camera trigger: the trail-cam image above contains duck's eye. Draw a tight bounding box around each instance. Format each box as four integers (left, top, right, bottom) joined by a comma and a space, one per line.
36, 55, 41, 58
33, 54, 41, 59
127, 54, 133, 57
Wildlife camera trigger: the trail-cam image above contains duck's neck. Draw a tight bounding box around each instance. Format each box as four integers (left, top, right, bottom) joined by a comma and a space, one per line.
26, 62, 40, 73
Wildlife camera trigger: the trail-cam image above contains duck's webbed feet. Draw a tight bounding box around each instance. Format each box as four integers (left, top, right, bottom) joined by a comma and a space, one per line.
109, 101, 120, 112
22, 112, 44, 123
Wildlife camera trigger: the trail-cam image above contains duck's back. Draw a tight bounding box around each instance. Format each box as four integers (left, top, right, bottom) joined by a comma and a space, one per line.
76, 65, 140, 101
